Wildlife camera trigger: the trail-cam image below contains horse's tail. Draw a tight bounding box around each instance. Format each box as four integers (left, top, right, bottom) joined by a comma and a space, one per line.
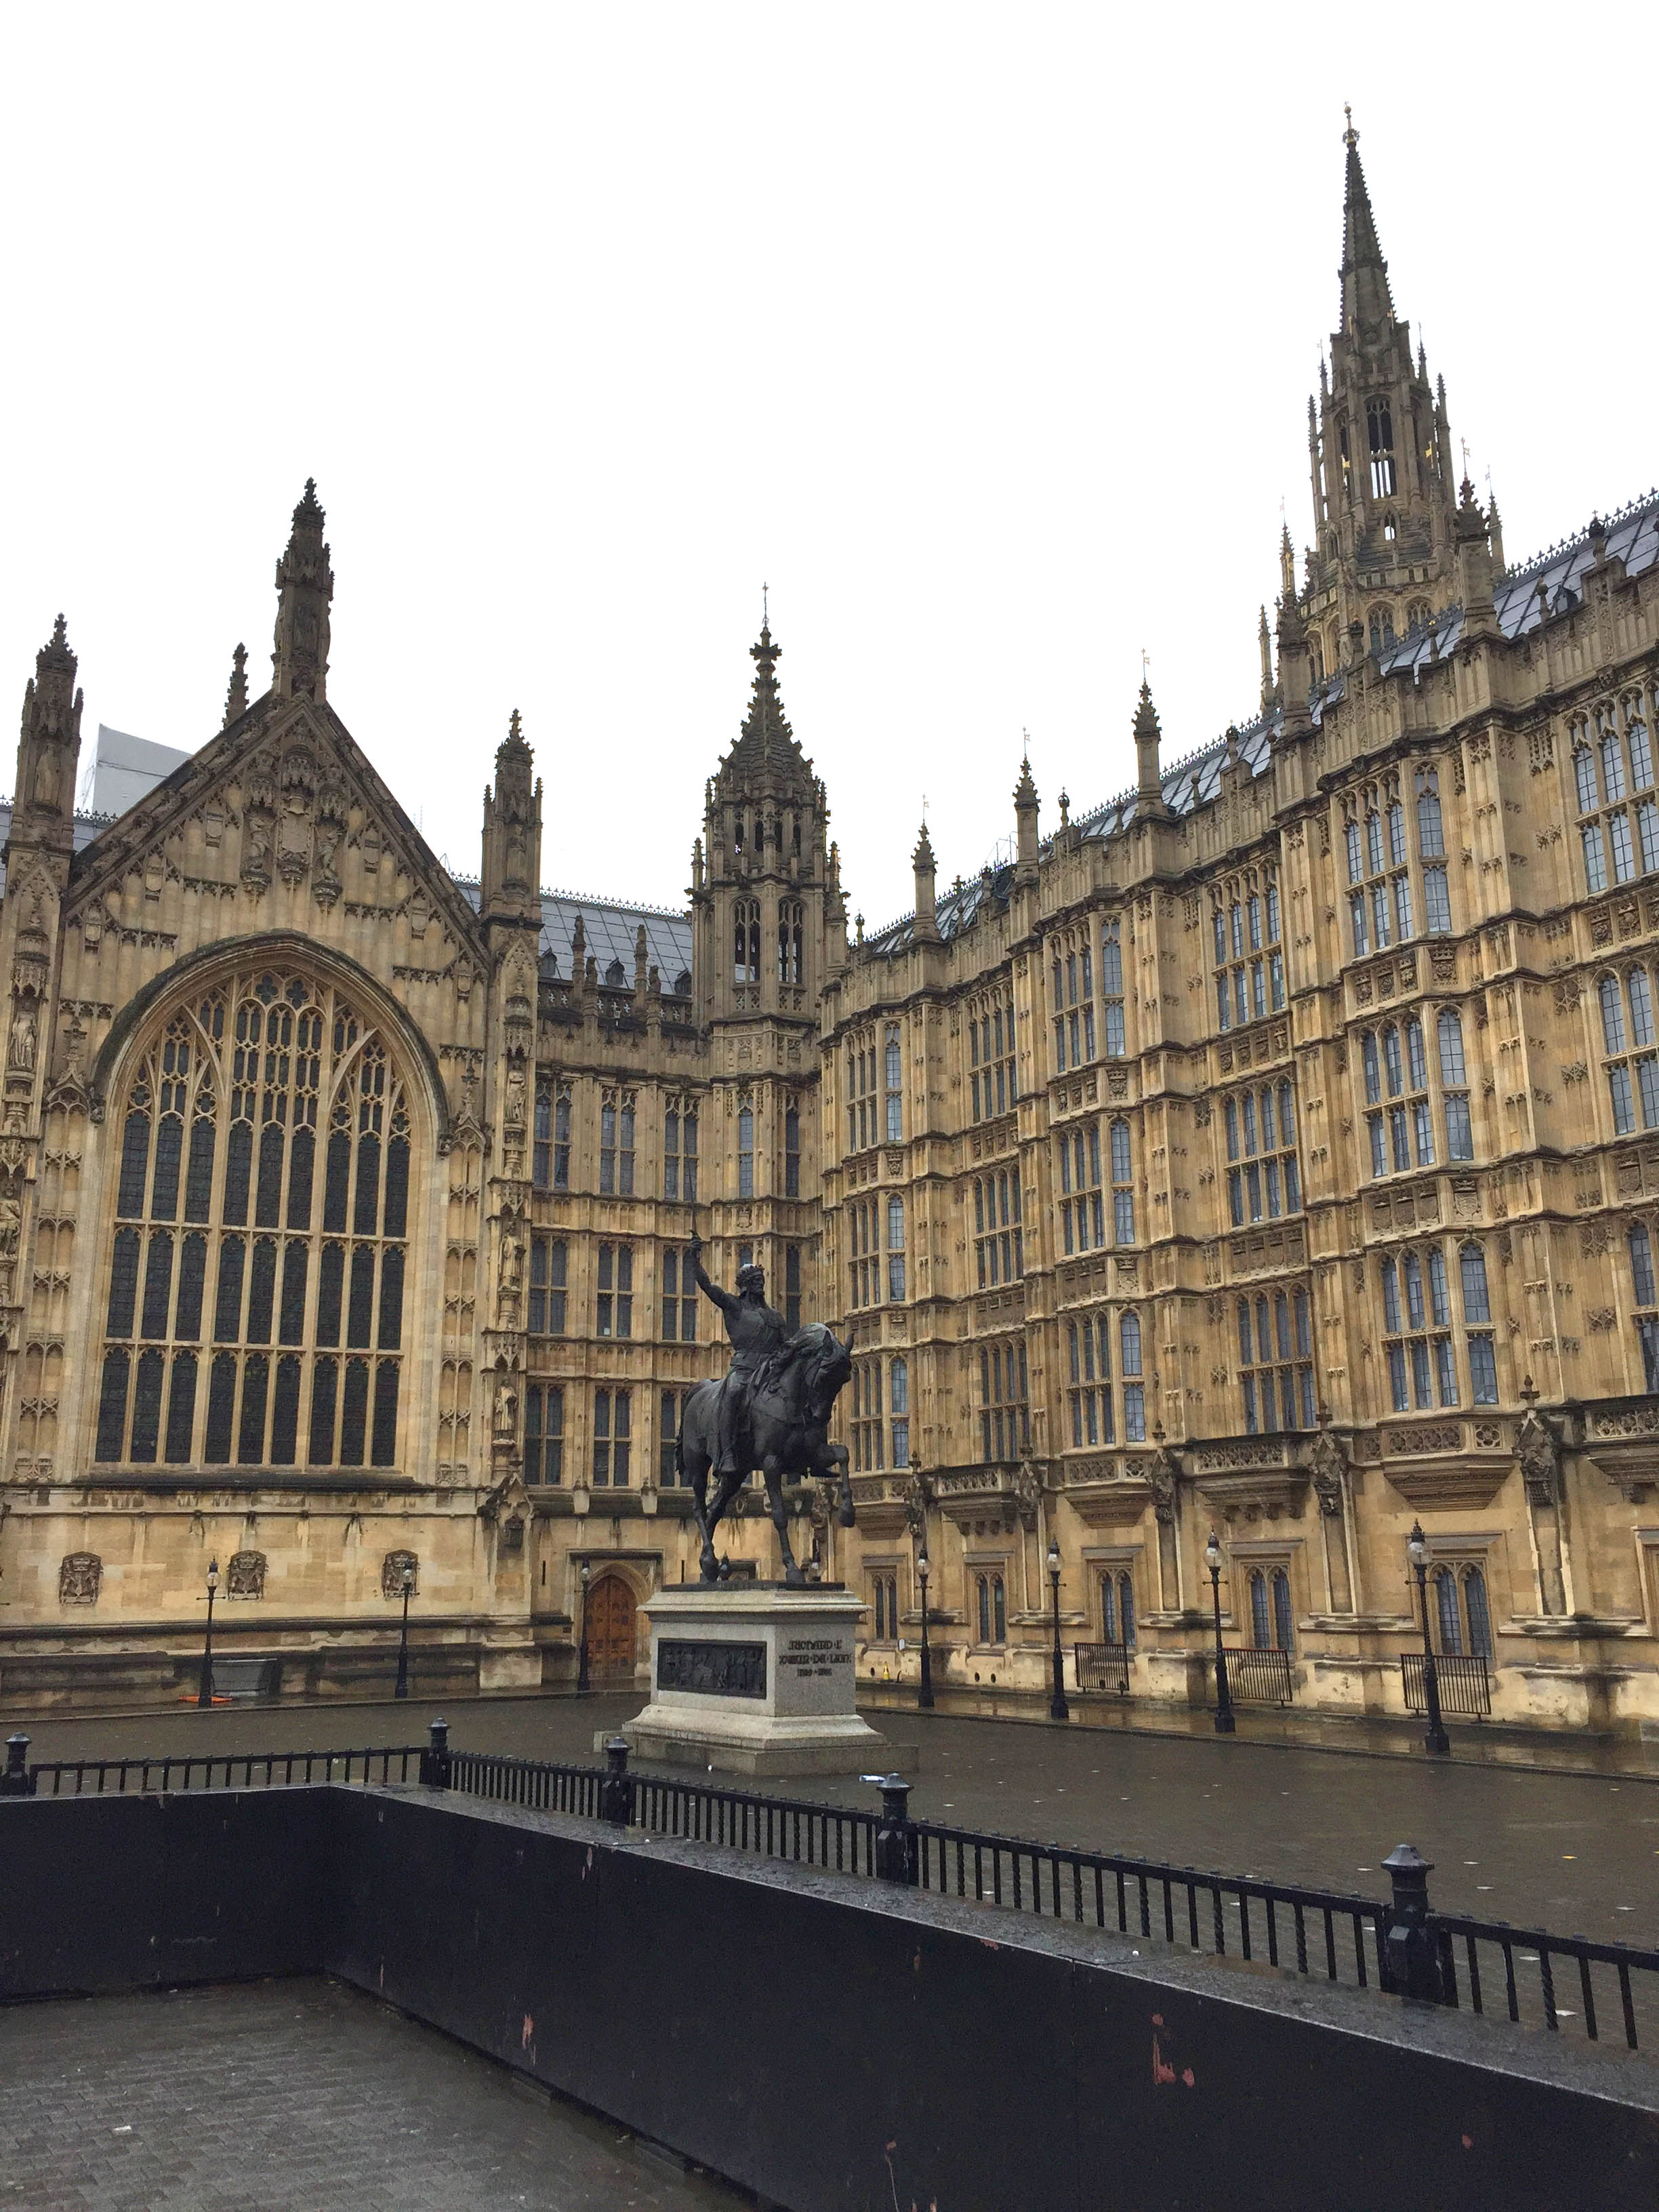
674, 1403, 687, 1484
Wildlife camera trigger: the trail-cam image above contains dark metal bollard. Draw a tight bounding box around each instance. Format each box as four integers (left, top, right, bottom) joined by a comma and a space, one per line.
599, 1736, 634, 1827
870, 1774, 918, 1886
1, 1732, 35, 1798
1382, 1843, 1446, 2003
419, 1717, 451, 1790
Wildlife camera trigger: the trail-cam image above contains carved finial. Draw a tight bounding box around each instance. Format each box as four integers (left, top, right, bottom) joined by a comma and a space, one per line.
1058, 788, 1069, 828
1519, 1374, 1540, 1407
1343, 102, 1355, 148
272, 478, 333, 702
223, 642, 249, 729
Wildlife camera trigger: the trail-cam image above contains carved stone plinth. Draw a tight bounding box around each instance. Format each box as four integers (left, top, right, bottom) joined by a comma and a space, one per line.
619, 1584, 912, 1778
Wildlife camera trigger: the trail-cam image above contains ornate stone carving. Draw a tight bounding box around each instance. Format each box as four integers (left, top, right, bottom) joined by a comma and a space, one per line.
1515, 1404, 1562, 1507
58, 1551, 100, 1603
226, 1549, 267, 1598
1014, 1459, 1042, 1532
1307, 1425, 1347, 1518
1147, 1442, 1181, 1525
382, 1549, 419, 1599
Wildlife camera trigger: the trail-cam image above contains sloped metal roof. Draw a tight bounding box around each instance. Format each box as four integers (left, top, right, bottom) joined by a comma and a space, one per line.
451, 879, 695, 994
865, 488, 1659, 956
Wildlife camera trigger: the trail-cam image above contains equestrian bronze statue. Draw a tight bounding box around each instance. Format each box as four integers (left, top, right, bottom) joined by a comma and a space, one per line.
676, 1233, 855, 1583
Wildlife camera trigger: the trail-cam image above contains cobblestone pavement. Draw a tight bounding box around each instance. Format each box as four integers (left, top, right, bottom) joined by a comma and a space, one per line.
0, 1978, 750, 2211
16, 1689, 1659, 1944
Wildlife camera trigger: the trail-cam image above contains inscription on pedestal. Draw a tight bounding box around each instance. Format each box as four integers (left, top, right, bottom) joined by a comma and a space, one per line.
782, 1634, 850, 1681
657, 1638, 767, 1698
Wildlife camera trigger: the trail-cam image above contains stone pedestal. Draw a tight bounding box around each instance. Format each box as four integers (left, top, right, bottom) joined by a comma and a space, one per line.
619, 1584, 914, 1778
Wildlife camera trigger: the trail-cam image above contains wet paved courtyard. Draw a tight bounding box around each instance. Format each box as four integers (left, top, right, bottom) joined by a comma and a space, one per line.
0, 1978, 748, 2212
16, 1689, 1659, 1942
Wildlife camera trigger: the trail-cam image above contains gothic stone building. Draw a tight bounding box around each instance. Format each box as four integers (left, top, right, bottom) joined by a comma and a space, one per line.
5, 127, 1659, 1732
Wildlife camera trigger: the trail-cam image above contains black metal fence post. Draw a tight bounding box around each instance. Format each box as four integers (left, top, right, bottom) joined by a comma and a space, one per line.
599, 1736, 634, 1826
872, 1774, 918, 1885
1382, 1843, 1446, 2003
419, 1717, 451, 1790
1, 1731, 35, 1797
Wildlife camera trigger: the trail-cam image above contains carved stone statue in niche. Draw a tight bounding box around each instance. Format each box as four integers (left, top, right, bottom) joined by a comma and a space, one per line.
493, 1377, 518, 1441
503, 1063, 527, 1129
0, 1189, 21, 1254
1517, 1404, 1562, 1507
900, 1467, 930, 1541
7, 1011, 37, 1077
1015, 1459, 1042, 1533
499, 1229, 525, 1294
32, 747, 60, 810
243, 773, 275, 884
1147, 1443, 1181, 1525
314, 789, 346, 888
1308, 1425, 1348, 1517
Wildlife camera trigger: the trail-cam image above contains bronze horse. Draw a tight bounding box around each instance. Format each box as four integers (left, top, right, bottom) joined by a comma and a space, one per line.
676, 1322, 856, 1583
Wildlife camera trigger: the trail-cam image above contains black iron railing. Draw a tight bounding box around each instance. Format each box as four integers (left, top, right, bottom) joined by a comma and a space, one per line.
450, 1743, 883, 1878
1403, 1652, 1491, 1718
1225, 1648, 1295, 1706
1074, 1641, 1132, 1694
9, 1719, 1658, 2057
5, 1736, 426, 1797
912, 1818, 1381, 1983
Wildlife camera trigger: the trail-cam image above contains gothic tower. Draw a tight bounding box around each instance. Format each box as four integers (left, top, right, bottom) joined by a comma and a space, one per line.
693, 621, 831, 1030
1301, 117, 1460, 680
691, 619, 832, 1325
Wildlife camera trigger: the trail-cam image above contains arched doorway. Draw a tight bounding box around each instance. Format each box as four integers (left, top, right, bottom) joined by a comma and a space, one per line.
585, 1573, 638, 1681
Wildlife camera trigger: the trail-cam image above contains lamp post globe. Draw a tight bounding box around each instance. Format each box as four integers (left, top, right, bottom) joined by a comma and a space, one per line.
916, 1544, 935, 1711
197, 1557, 220, 1710
394, 1559, 415, 1701
1046, 1536, 1069, 1723
1408, 1519, 1451, 1757
1206, 1528, 1235, 1735
577, 1559, 592, 1696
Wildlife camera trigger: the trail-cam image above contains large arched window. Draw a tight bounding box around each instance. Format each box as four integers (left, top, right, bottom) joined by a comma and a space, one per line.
95, 969, 415, 1471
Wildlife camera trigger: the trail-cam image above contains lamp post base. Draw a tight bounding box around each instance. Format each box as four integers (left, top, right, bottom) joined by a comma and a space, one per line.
1214, 1707, 1236, 1734
1424, 1723, 1450, 1757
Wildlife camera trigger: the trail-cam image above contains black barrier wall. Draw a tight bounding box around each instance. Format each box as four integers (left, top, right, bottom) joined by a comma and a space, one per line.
3, 1784, 1658, 2212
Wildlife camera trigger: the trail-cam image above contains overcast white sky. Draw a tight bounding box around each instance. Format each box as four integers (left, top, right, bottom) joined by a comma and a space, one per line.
2, 5, 1654, 928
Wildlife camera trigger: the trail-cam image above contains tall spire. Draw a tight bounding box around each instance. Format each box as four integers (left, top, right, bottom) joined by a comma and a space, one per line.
271, 478, 333, 703
1134, 681, 1166, 809
1339, 108, 1394, 335
222, 642, 249, 729
480, 707, 543, 924
13, 614, 84, 842
727, 619, 807, 782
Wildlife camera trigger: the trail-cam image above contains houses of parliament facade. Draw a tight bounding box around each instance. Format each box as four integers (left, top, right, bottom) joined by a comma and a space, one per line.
5, 124, 1659, 1734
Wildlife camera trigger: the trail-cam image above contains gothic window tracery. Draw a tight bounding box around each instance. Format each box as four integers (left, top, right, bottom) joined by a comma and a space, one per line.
1572, 687, 1659, 895
1211, 869, 1282, 1033
95, 969, 413, 1471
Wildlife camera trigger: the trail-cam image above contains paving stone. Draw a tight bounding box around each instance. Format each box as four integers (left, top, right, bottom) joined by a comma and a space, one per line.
0, 1979, 752, 2212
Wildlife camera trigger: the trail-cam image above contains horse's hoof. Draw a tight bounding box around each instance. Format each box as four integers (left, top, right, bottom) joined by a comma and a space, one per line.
837, 1506, 856, 1528
784, 1564, 806, 1588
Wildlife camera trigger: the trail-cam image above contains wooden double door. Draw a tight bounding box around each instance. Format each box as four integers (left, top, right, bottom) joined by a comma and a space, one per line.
585, 1573, 638, 1679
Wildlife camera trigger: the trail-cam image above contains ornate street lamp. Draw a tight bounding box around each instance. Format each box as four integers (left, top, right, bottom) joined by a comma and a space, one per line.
577, 1559, 592, 1696
197, 1557, 220, 1710
394, 1559, 415, 1700
916, 1545, 935, 1710
1205, 1529, 1235, 1735
1047, 1536, 1069, 1723
1407, 1521, 1451, 1757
